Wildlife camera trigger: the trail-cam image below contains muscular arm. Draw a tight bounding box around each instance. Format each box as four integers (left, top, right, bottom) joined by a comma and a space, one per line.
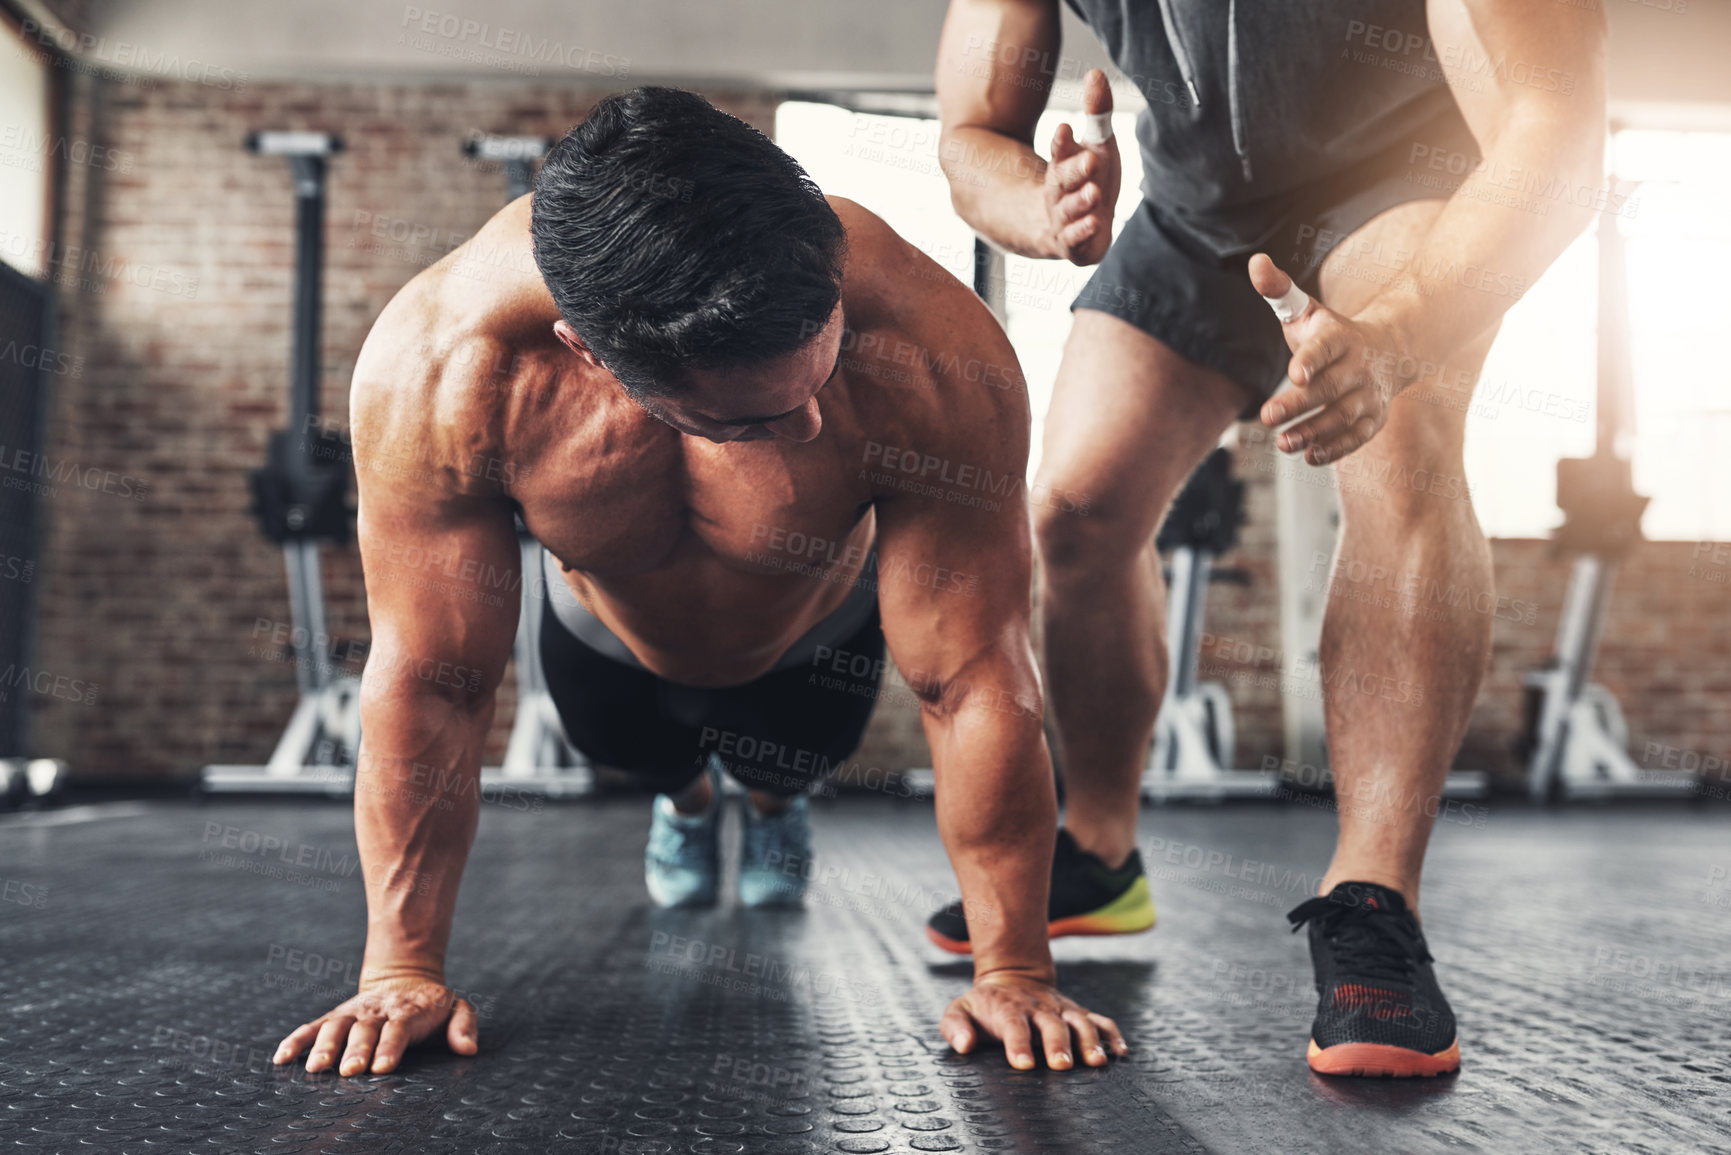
867, 283, 1124, 1069
275, 346, 521, 1076
876, 456, 1053, 985
1251, 0, 1607, 460
1368, 0, 1608, 370
936, 0, 1120, 264
350, 464, 518, 989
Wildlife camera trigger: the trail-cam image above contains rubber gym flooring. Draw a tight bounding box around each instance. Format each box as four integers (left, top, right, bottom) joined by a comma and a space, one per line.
2, 794, 1729, 1154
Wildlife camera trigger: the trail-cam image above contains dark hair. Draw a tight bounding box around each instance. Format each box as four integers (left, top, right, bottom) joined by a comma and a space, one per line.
530, 87, 847, 396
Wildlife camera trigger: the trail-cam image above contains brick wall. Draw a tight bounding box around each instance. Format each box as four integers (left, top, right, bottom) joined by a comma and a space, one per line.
25, 75, 775, 779
23, 72, 1730, 791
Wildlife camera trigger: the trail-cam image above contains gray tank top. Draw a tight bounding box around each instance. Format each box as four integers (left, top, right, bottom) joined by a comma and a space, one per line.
1063, 0, 1465, 254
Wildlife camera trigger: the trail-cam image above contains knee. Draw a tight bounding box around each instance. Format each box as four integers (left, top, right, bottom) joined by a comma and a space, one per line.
1336, 423, 1477, 530
1034, 496, 1145, 583
1344, 464, 1476, 530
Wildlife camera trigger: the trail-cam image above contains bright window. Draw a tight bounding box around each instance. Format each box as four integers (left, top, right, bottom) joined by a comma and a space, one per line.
1613, 129, 1731, 541
1470, 129, 1731, 541
0, 17, 52, 279
774, 101, 1141, 483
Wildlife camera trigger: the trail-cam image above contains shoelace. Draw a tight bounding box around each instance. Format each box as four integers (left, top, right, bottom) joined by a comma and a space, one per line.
1287, 897, 1432, 985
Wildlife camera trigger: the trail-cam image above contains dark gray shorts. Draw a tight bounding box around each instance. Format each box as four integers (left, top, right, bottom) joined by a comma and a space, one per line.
1075, 111, 1481, 416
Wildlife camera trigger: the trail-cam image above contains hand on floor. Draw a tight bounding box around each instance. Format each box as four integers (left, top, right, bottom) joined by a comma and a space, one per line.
940, 969, 1128, 1071
273, 971, 478, 1076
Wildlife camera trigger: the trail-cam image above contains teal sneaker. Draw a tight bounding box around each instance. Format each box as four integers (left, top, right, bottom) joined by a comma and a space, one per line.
738, 792, 812, 908
644, 762, 722, 909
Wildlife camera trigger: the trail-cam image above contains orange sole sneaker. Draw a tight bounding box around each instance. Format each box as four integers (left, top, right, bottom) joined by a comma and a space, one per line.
1306, 1038, 1461, 1078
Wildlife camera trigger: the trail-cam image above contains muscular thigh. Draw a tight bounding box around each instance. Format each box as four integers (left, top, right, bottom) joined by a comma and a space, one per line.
1317, 199, 1497, 514
1037, 308, 1250, 564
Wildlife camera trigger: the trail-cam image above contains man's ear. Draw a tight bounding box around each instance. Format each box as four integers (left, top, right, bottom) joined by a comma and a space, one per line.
553, 320, 602, 368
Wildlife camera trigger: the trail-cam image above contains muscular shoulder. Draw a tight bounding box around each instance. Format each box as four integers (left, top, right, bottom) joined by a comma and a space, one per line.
348, 286, 508, 502
349, 203, 551, 501
828, 197, 1031, 474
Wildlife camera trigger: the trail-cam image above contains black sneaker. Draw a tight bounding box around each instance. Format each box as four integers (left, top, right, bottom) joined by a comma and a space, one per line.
1287, 881, 1460, 1077
925, 828, 1155, 954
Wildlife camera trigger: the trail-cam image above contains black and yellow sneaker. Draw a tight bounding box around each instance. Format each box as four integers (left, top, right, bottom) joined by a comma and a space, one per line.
925, 828, 1155, 954
1287, 881, 1460, 1078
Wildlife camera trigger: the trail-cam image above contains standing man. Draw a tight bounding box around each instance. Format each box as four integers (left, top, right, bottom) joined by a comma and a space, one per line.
933, 0, 1605, 1076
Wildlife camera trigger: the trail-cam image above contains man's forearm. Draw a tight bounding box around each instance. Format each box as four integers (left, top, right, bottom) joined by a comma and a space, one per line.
941, 126, 1058, 260
353, 677, 491, 983
1361, 115, 1604, 378
927, 698, 1058, 978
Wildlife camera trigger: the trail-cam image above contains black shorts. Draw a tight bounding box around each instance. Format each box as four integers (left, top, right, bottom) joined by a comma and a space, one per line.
539, 588, 887, 798
1075, 110, 1481, 417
